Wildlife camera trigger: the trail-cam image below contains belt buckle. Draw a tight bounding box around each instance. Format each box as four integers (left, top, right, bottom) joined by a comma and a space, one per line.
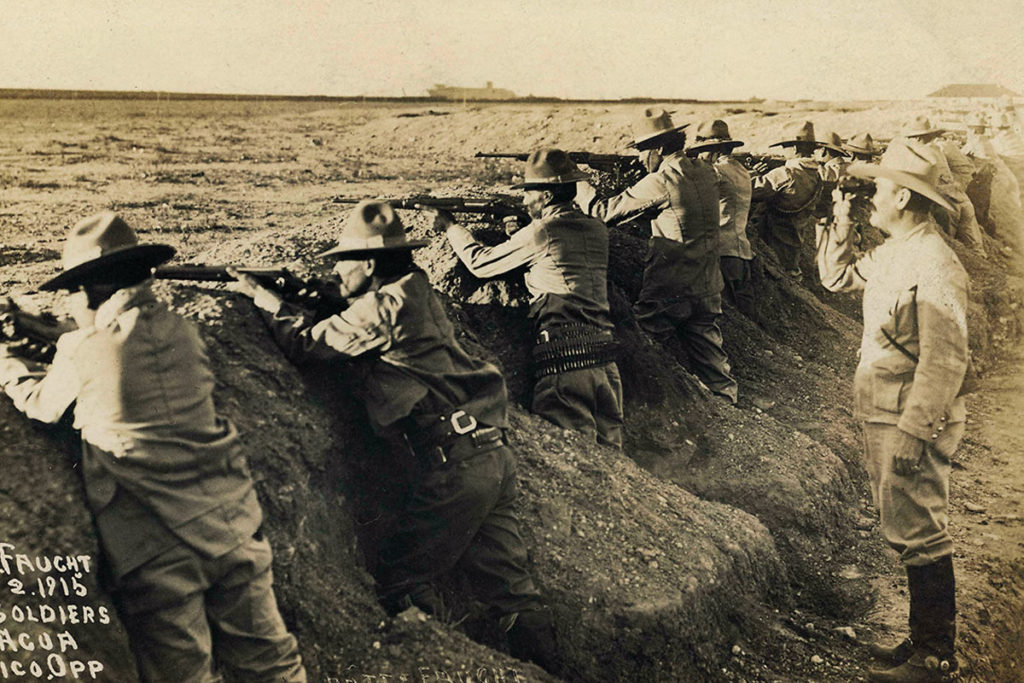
538, 329, 550, 343
450, 410, 477, 435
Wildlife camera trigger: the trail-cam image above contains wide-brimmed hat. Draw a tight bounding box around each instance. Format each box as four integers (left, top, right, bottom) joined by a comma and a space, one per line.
318, 200, 429, 260
509, 148, 590, 188
686, 119, 744, 154
844, 132, 879, 156
847, 138, 954, 213
41, 212, 175, 291
815, 129, 848, 155
769, 120, 818, 148
627, 108, 689, 149
900, 116, 946, 139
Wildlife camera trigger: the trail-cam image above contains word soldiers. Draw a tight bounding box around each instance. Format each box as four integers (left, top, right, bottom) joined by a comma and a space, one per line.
688, 119, 755, 317
0, 213, 306, 682
577, 108, 739, 404
440, 148, 624, 448
816, 141, 969, 683
232, 200, 560, 673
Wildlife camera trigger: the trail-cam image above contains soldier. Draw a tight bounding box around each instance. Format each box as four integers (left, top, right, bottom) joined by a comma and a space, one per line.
0, 213, 306, 682
576, 108, 739, 404
816, 140, 969, 682
687, 119, 756, 318
750, 120, 823, 279
814, 129, 851, 183
231, 201, 560, 672
438, 148, 624, 448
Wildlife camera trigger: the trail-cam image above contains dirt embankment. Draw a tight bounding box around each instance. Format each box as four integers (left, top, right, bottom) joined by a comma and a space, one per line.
1, 99, 1023, 682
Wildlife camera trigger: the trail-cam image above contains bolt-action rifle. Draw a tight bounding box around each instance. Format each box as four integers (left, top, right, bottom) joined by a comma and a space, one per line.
333, 195, 530, 224
154, 266, 348, 321
0, 298, 77, 363
475, 151, 643, 175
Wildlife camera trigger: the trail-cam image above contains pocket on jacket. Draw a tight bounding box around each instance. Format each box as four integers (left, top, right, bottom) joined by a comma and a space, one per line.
871, 372, 910, 414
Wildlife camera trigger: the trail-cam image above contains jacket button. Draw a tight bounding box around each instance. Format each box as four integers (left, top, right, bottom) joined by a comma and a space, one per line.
939, 416, 947, 423
931, 433, 939, 440
937, 425, 944, 432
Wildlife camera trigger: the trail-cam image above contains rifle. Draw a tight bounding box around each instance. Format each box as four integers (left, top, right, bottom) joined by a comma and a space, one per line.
732, 152, 787, 175
154, 266, 348, 321
0, 298, 77, 363
333, 195, 530, 223
475, 151, 642, 174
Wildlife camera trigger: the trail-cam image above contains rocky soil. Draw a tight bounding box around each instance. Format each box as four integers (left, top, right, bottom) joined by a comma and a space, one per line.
0, 98, 1022, 682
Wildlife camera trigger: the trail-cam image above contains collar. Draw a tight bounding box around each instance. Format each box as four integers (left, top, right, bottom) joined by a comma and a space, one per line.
539, 201, 581, 220
94, 281, 159, 330
886, 220, 935, 245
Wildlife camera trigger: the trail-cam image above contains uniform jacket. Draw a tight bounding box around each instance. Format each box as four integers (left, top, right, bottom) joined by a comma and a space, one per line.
262, 270, 509, 433
446, 202, 613, 331
0, 283, 261, 579
752, 157, 822, 246
579, 152, 723, 299
816, 217, 969, 456
713, 156, 754, 260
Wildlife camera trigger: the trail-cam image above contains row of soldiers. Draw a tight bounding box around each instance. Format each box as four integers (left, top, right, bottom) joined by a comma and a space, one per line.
0, 102, 1012, 681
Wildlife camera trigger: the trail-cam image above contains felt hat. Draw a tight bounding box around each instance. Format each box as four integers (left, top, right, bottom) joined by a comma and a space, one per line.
686, 119, 744, 154
41, 212, 175, 291
844, 132, 879, 156
627, 108, 689, 149
900, 116, 946, 139
815, 129, 848, 155
769, 120, 818, 148
319, 200, 429, 260
509, 148, 590, 188
847, 137, 954, 213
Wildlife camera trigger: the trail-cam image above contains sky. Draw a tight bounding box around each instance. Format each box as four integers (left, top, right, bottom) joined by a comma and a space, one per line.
2, 0, 1023, 101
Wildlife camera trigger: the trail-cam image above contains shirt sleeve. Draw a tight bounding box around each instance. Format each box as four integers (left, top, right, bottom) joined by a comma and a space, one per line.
750, 166, 789, 201
262, 293, 392, 366
897, 262, 970, 440
446, 222, 546, 278
580, 172, 668, 227
0, 332, 82, 424
814, 208, 876, 292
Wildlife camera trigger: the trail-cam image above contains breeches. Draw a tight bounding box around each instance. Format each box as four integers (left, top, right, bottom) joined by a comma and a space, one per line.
862, 422, 961, 567
532, 362, 624, 448
720, 256, 755, 317
376, 445, 541, 617
114, 534, 305, 683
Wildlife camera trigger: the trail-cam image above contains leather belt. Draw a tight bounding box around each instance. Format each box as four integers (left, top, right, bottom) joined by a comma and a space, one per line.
406, 410, 504, 468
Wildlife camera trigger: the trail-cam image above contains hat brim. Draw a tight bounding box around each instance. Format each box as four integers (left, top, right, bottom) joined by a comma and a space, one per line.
40, 244, 176, 291
317, 241, 430, 260
844, 145, 879, 156
769, 139, 818, 148
848, 162, 955, 214
628, 123, 690, 149
510, 169, 591, 189
902, 128, 946, 139
687, 139, 744, 154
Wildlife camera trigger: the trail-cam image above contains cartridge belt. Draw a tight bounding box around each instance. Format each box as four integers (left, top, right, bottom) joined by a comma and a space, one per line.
532, 324, 619, 377
405, 409, 504, 468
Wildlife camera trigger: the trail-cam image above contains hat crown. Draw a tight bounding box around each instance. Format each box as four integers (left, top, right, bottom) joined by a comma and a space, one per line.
634, 108, 677, 138
62, 212, 139, 271
816, 129, 843, 147
879, 138, 944, 187
786, 120, 816, 142
695, 119, 731, 141
846, 132, 876, 154
518, 148, 588, 185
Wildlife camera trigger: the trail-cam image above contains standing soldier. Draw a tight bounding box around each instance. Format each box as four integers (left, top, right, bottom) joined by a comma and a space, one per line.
231, 201, 560, 673
438, 148, 624, 448
687, 119, 756, 318
0, 213, 306, 682
576, 108, 739, 404
816, 140, 969, 682
750, 120, 823, 279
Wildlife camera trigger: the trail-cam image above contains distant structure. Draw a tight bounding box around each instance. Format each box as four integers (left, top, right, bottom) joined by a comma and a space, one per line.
427, 81, 516, 101
928, 83, 1020, 98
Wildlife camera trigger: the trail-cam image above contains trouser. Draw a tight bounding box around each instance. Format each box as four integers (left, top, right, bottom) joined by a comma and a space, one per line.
764, 220, 803, 274
861, 422, 961, 566
720, 256, 756, 317
376, 444, 542, 617
634, 293, 738, 403
532, 362, 624, 448
114, 534, 306, 683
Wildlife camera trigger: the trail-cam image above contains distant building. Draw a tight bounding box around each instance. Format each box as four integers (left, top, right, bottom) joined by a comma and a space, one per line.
928, 83, 1020, 98
427, 81, 516, 101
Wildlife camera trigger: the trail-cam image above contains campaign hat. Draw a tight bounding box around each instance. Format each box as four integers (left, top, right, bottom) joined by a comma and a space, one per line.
319, 200, 429, 260
847, 137, 954, 214
686, 119, 744, 154
509, 148, 590, 188
769, 120, 818, 148
41, 212, 175, 291
900, 116, 946, 139
627, 108, 689, 149
844, 133, 880, 156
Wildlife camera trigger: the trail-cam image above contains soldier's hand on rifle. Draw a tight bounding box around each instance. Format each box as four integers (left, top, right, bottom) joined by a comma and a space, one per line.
226, 268, 284, 313
502, 215, 526, 236
416, 206, 456, 232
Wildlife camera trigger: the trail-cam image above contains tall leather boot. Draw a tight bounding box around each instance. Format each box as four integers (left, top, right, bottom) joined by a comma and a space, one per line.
505, 607, 562, 676
868, 556, 957, 682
